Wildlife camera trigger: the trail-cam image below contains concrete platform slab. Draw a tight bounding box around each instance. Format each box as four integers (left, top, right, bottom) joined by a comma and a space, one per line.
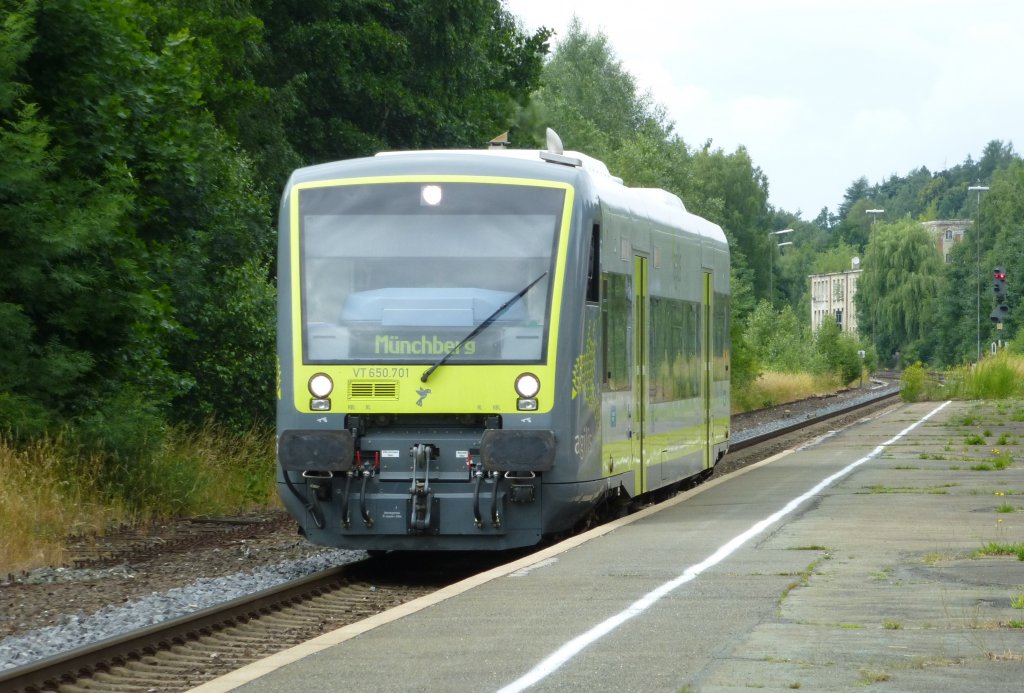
193, 400, 1024, 692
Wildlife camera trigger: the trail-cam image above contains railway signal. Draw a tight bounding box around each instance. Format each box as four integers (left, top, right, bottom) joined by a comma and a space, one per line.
990, 266, 1009, 324
993, 266, 1007, 301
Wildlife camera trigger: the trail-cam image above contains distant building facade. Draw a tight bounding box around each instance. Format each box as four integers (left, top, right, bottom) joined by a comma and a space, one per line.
809, 220, 971, 335
921, 219, 971, 263
810, 258, 861, 335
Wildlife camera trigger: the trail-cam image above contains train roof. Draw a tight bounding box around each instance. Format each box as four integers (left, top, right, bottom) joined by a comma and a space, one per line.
286, 134, 728, 249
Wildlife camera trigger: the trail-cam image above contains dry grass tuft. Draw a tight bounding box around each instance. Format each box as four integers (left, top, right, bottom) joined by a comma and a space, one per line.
0, 424, 277, 573
0, 435, 128, 572
733, 371, 841, 412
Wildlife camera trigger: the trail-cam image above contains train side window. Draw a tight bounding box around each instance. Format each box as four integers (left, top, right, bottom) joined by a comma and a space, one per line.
601, 271, 630, 391
586, 224, 600, 303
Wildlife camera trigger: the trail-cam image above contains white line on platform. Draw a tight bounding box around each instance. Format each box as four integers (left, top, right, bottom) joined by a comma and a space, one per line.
497, 400, 951, 693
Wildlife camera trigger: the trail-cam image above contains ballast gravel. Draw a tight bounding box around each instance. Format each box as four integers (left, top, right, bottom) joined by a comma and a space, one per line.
730, 383, 898, 446
0, 548, 363, 672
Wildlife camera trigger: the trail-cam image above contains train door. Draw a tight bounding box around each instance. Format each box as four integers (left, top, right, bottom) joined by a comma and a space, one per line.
634, 255, 649, 491
703, 271, 713, 470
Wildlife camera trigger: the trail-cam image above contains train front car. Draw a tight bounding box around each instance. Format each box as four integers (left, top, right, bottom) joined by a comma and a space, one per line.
276, 142, 730, 552
277, 151, 590, 550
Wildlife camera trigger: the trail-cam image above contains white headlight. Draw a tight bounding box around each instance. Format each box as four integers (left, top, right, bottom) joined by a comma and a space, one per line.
515, 373, 541, 398
308, 373, 334, 398
421, 184, 443, 206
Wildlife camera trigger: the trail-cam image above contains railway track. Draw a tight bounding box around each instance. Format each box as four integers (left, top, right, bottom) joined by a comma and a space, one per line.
0, 386, 901, 693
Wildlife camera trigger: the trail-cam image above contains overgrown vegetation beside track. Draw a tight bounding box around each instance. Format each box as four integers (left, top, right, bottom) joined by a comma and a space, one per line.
901, 353, 1024, 402
732, 301, 876, 413
0, 425, 276, 573
733, 371, 849, 412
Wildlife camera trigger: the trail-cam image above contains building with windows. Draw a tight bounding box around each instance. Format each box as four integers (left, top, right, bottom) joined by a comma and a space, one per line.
810, 258, 861, 335
921, 219, 970, 263
809, 219, 970, 335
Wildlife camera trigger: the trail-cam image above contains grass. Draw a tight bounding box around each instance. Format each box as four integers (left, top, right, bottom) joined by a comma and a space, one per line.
732, 370, 842, 413
972, 543, 1024, 561
991, 450, 1014, 469
859, 484, 957, 495
0, 423, 277, 573
920, 353, 1024, 401
858, 669, 891, 684
969, 451, 1014, 472
777, 551, 830, 613
922, 551, 956, 565
0, 435, 123, 570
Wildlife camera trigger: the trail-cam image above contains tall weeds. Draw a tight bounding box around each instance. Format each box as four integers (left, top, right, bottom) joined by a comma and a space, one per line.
733, 371, 842, 412
938, 353, 1024, 400
0, 434, 124, 572
0, 424, 277, 573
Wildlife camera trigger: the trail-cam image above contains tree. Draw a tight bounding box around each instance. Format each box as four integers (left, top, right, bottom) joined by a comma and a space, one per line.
855, 219, 943, 364
838, 176, 870, 218
930, 236, 976, 366
833, 197, 881, 251
0, 0, 146, 437
150, 0, 301, 196
685, 142, 770, 300
814, 315, 862, 384
744, 301, 816, 373
530, 17, 669, 158
258, 0, 550, 164
812, 242, 862, 274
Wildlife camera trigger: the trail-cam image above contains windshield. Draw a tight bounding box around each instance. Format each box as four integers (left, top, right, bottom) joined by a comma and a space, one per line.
298, 181, 564, 364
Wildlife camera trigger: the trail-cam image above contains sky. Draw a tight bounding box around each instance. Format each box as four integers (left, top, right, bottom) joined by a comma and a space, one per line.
504, 0, 1024, 218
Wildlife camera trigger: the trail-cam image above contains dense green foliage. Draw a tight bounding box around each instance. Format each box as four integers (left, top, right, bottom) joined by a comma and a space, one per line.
0, 0, 550, 481
856, 219, 944, 364
851, 156, 1024, 367
814, 141, 1024, 368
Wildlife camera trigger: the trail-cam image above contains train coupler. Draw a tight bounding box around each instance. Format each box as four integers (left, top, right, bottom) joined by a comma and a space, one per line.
407, 490, 440, 534
406, 443, 440, 534
506, 471, 537, 504
302, 470, 333, 501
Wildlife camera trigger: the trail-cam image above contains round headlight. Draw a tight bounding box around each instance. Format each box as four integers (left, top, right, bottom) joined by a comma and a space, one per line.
514, 373, 541, 398
421, 184, 443, 206
308, 373, 334, 398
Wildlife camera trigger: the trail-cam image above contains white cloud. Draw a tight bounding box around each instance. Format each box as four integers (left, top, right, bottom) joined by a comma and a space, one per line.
506, 0, 1024, 215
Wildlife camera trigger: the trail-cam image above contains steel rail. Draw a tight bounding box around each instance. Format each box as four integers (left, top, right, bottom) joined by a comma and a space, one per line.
0, 565, 353, 693
728, 387, 901, 453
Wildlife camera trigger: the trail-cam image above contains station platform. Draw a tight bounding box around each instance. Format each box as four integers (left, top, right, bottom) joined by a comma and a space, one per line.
195, 400, 1024, 692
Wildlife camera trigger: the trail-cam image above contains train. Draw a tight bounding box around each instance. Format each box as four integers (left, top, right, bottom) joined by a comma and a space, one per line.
276, 130, 730, 551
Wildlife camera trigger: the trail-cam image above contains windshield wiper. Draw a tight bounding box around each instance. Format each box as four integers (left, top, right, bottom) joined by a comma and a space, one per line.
420, 272, 548, 383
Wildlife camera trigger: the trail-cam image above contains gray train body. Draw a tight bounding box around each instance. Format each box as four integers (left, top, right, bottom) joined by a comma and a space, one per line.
276, 138, 730, 551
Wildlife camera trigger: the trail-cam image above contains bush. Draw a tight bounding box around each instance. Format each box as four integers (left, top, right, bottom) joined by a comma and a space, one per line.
744, 301, 818, 373
901, 362, 927, 402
